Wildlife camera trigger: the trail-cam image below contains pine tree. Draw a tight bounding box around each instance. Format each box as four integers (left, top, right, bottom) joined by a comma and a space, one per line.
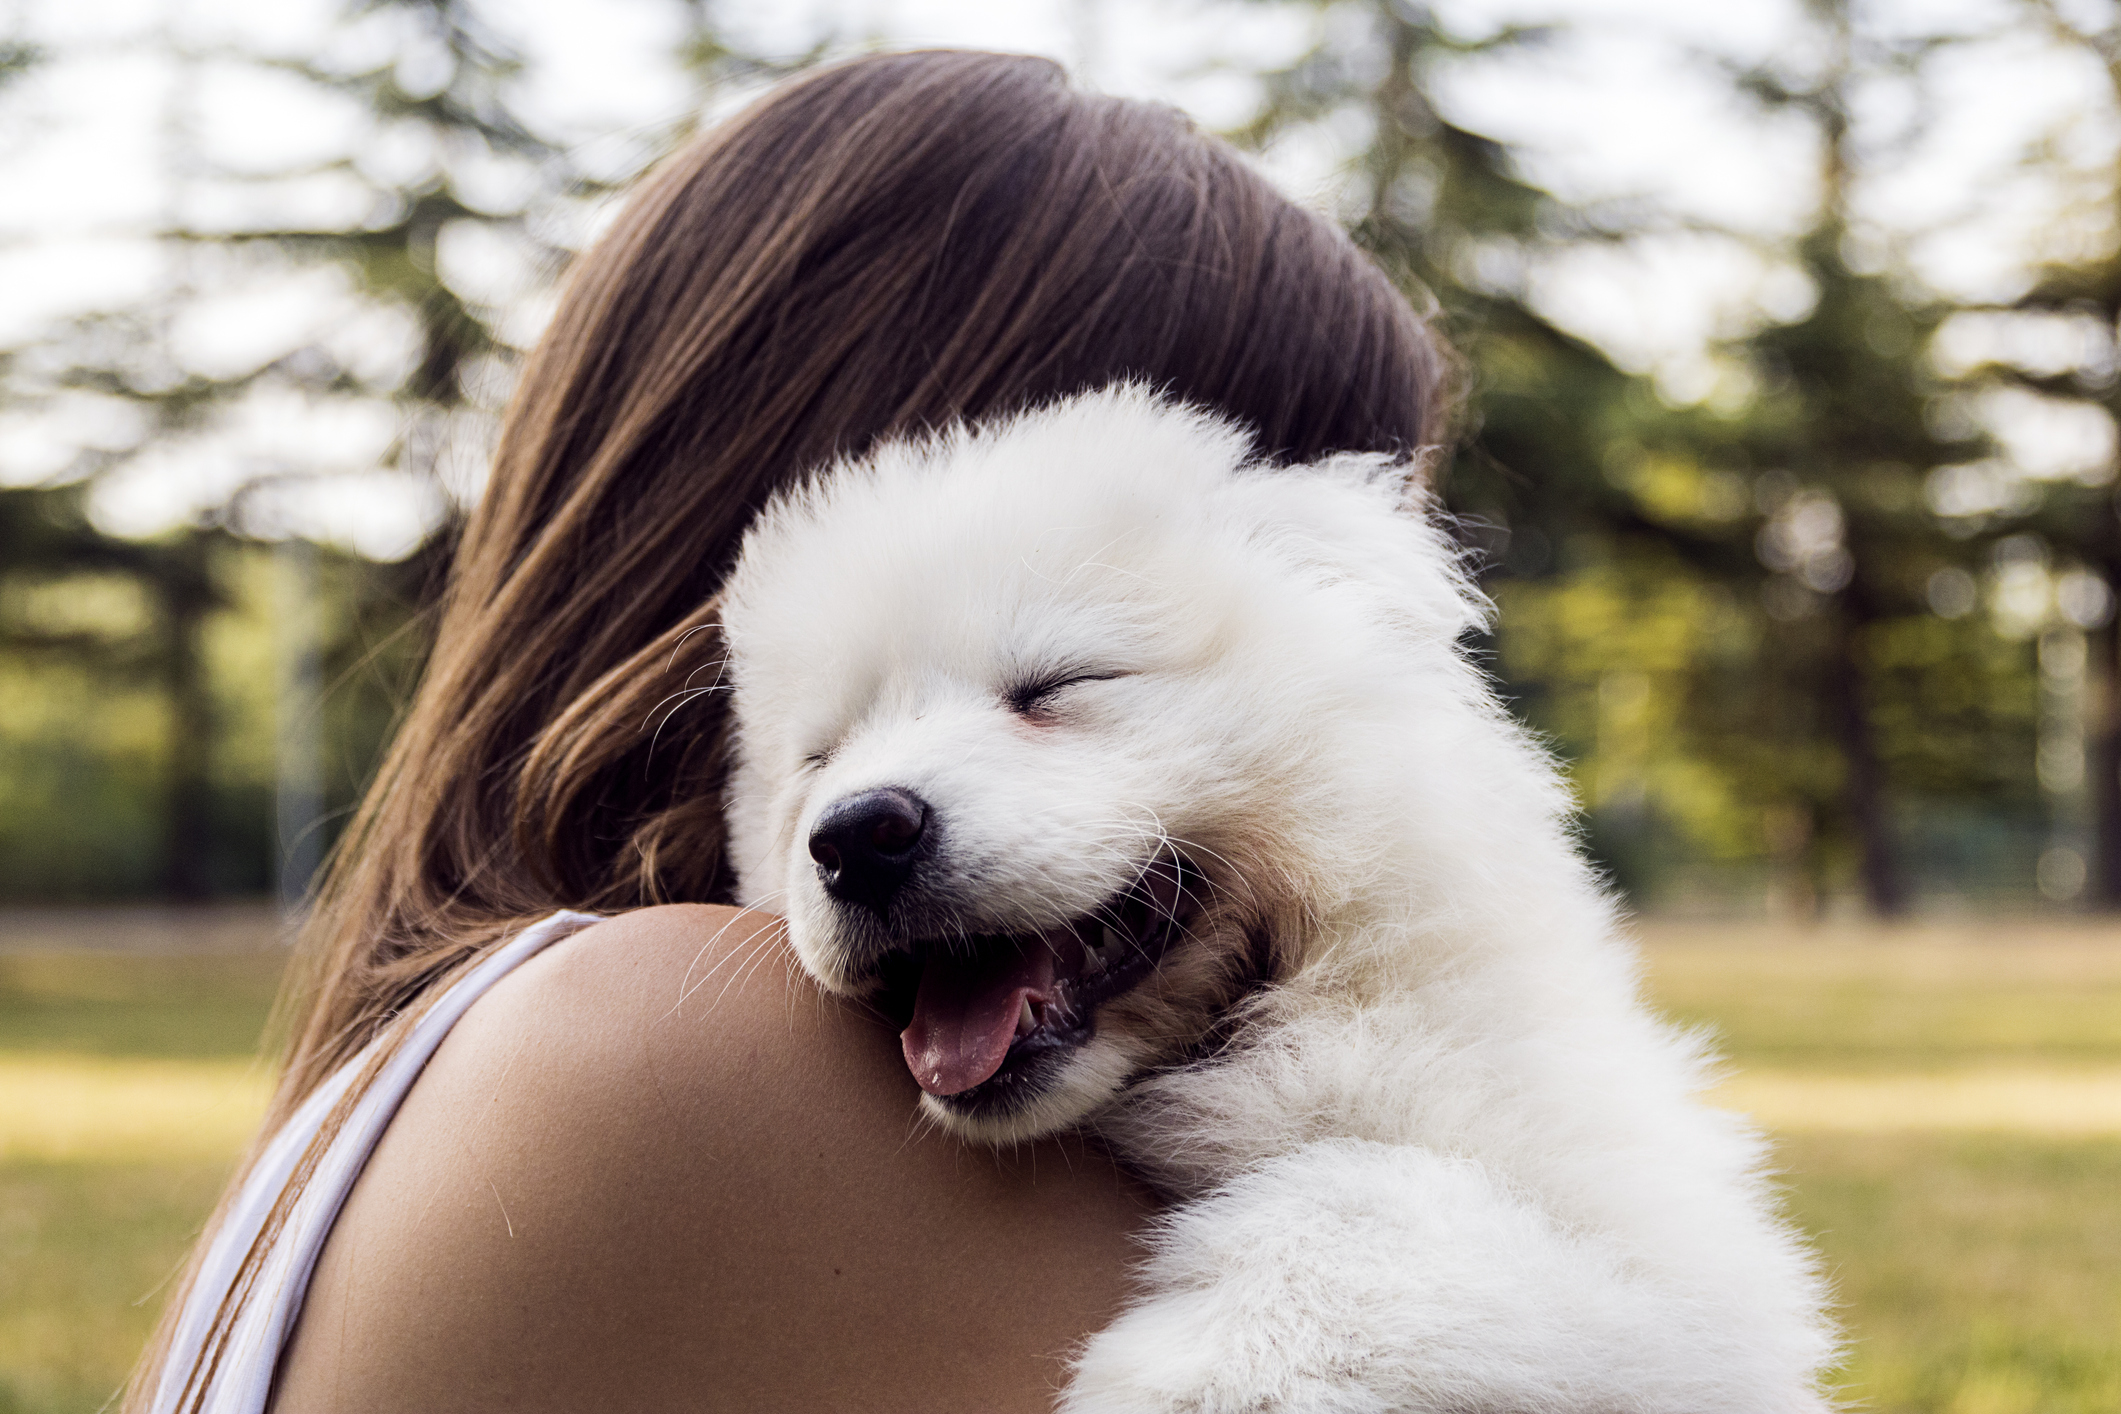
1231, 2, 1799, 901
1706, 0, 2008, 916
1954, 0, 2121, 908
1232, 0, 2024, 914
0, 1, 820, 900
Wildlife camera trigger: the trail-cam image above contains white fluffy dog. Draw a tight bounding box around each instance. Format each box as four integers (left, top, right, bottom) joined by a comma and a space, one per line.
719, 385, 1836, 1413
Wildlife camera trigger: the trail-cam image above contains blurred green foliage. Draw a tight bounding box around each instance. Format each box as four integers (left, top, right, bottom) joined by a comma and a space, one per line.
0, 0, 2114, 913
0, 498, 429, 900
1237, 0, 2107, 913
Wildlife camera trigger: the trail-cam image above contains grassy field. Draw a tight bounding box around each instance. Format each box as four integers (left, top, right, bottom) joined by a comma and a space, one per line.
0, 935, 284, 1414
1643, 920, 2121, 1413
1, 911, 2117, 1412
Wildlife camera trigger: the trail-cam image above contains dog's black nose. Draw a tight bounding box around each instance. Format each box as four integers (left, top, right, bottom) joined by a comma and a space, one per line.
809, 787, 928, 915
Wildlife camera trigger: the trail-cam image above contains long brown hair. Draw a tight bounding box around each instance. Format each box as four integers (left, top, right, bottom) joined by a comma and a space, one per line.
133, 47, 1451, 1411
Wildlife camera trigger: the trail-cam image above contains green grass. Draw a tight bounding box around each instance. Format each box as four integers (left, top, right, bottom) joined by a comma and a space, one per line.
1641, 923, 2121, 1073
1638, 920, 2121, 1413
0, 952, 282, 1060
0, 1161, 237, 1414
1783, 1133, 2121, 1414
3, 915, 2119, 1412
0, 944, 280, 1414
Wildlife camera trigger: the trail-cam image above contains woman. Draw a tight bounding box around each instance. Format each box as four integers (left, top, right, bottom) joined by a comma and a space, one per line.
131, 49, 1451, 1413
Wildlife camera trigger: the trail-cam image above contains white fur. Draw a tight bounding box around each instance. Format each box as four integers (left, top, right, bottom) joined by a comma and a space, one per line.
719, 385, 1837, 1412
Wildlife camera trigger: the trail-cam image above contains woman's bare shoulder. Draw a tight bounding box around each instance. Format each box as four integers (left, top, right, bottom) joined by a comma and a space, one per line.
270, 904, 1149, 1414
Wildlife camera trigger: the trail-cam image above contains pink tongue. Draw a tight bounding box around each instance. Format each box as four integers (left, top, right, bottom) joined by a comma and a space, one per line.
902, 942, 1057, 1096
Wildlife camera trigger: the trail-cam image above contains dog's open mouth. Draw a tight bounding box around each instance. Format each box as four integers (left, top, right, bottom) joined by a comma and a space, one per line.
874, 858, 1190, 1109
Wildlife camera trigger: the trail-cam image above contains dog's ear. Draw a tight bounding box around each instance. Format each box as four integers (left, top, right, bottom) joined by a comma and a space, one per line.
1227, 452, 1489, 642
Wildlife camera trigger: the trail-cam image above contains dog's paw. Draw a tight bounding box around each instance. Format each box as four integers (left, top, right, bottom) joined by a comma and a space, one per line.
1062, 1284, 1377, 1414
1061, 1139, 1837, 1414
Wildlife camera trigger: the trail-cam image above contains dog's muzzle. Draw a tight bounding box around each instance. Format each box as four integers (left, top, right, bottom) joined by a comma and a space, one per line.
827, 847, 1196, 1110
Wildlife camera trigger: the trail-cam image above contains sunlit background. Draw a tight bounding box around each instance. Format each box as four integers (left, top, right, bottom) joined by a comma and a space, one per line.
1, 1, 2118, 1411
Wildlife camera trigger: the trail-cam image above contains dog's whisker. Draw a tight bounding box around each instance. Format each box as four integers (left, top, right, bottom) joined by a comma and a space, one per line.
640, 677, 732, 733
661, 620, 720, 672
703, 932, 785, 1015
668, 896, 793, 1018
673, 906, 794, 1011
642, 682, 735, 761
679, 654, 732, 693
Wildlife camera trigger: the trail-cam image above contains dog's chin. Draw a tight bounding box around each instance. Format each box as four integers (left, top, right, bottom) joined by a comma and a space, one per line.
916, 1035, 1142, 1143
808, 858, 1197, 1143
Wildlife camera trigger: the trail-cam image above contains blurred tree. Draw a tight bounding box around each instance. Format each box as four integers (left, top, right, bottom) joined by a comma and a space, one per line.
1233, 0, 2028, 916
2, 0, 574, 900
0, 38, 36, 86
0, 484, 219, 896
0, 0, 817, 902
1708, 0, 2002, 916
1229, 2, 1727, 905
0, 78, 232, 903
0, 0, 2083, 915
1231, 2, 1806, 902
1953, 0, 2121, 908
1231, 2, 1641, 561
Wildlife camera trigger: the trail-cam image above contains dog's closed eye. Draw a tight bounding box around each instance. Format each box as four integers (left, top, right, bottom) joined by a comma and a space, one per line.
1004, 671, 1125, 716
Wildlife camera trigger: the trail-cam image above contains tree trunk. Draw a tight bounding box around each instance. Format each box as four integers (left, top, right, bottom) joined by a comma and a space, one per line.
155, 538, 216, 901
2092, 562, 2121, 909
1826, 603, 1908, 917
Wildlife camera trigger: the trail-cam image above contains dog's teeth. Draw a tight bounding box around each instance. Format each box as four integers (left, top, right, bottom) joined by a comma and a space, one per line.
1018, 997, 1036, 1035
1102, 923, 1126, 955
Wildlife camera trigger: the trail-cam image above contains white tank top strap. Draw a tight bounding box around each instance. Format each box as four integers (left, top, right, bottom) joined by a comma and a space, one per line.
151, 909, 605, 1414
